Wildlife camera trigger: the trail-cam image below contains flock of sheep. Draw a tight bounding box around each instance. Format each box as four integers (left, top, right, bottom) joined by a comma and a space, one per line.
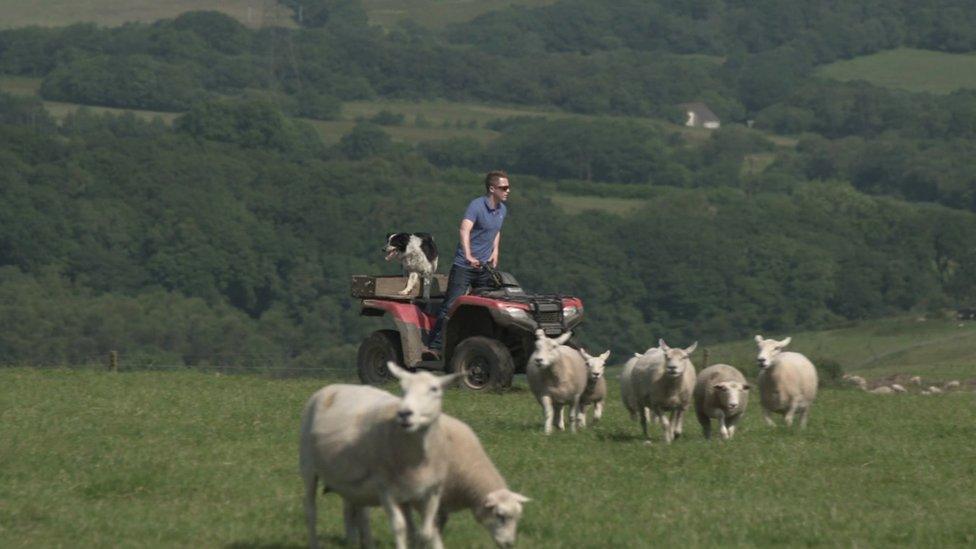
297, 330, 821, 548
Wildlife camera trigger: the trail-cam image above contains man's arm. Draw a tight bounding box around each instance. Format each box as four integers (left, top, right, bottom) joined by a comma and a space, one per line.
490, 231, 501, 267
460, 218, 480, 268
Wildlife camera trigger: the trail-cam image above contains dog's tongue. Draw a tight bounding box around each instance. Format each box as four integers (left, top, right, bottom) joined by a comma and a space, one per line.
385, 249, 397, 261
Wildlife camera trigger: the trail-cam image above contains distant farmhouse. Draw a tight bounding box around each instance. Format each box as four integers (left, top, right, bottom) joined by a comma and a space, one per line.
679, 102, 720, 129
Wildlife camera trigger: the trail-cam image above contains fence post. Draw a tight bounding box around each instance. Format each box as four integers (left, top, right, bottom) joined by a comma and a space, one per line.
109, 350, 118, 372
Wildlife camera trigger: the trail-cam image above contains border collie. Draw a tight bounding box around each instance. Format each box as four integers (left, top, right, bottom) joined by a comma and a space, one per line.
384, 232, 438, 299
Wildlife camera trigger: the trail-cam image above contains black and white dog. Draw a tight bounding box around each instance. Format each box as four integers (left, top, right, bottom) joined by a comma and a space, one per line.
384, 232, 438, 299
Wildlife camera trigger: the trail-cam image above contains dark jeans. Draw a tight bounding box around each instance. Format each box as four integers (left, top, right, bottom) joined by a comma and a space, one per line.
427, 263, 494, 350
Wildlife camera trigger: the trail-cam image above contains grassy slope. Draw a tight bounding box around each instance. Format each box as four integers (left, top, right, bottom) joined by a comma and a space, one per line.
364, 0, 559, 29
1, 367, 974, 547
818, 47, 976, 94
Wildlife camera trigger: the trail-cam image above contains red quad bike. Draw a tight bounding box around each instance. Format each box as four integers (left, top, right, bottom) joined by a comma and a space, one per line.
351, 269, 584, 390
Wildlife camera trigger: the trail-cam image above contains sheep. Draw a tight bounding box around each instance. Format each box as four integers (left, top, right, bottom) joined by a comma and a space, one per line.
944, 380, 961, 391
842, 373, 868, 391
299, 362, 459, 549
620, 345, 664, 424
910, 375, 922, 386
869, 386, 895, 395
890, 383, 907, 393
754, 335, 818, 429
927, 386, 944, 394
526, 329, 589, 435
628, 339, 698, 444
350, 414, 531, 548
577, 349, 611, 428
693, 363, 750, 440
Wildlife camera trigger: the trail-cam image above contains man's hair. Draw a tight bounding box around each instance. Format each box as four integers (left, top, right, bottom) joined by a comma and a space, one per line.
484, 170, 509, 193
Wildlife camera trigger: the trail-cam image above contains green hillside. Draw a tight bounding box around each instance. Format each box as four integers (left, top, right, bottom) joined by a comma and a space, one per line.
818, 48, 976, 94
0, 0, 295, 29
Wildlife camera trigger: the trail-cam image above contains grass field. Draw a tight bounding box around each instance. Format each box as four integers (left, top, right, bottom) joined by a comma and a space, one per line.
1, 365, 973, 548
818, 48, 976, 95
363, 0, 558, 29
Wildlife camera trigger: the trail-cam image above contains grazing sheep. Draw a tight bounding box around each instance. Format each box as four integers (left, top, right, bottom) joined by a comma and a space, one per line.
620, 346, 664, 424
299, 363, 459, 549
890, 384, 907, 393
353, 414, 531, 548
944, 380, 961, 390
754, 335, 818, 428
694, 363, 750, 440
927, 386, 944, 394
526, 330, 588, 435
910, 375, 922, 386
869, 386, 895, 395
576, 349, 610, 427
628, 339, 698, 444
842, 373, 868, 391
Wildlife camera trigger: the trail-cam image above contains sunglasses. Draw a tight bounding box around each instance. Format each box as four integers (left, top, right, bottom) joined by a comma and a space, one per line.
494, 186, 511, 191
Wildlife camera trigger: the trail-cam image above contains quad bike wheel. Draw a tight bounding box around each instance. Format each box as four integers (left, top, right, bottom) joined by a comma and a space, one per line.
450, 336, 515, 391
357, 330, 403, 385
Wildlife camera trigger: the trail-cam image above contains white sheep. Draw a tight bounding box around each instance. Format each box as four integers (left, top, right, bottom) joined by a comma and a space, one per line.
909, 375, 922, 386
620, 345, 664, 426
842, 373, 868, 391
927, 386, 944, 394
577, 349, 611, 427
890, 383, 907, 393
350, 414, 531, 548
526, 329, 588, 435
944, 380, 961, 390
869, 386, 895, 395
693, 363, 750, 440
754, 335, 818, 428
629, 339, 697, 444
299, 362, 459, 549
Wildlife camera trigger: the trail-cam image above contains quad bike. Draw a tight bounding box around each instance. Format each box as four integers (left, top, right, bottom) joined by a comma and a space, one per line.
351, 268, 584, 390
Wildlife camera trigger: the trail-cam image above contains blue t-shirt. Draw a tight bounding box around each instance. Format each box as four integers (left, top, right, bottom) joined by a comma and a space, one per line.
453, 196, 507, 267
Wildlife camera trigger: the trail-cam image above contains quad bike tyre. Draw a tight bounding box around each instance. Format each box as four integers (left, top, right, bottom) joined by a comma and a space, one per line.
357, 330, 403, 385
450, 336, 515, 391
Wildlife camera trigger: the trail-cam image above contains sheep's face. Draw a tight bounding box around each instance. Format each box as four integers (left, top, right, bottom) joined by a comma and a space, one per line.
754, 335, 791, 370
580, 349, 611, 382
713, 381, 750, 411
659, 339, 697, 378
529, 329, 572, 369
386, 362, 459, 432
476, 489, 530, 548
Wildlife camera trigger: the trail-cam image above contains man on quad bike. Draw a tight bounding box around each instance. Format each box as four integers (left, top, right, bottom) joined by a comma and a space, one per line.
426, 170, 511, 357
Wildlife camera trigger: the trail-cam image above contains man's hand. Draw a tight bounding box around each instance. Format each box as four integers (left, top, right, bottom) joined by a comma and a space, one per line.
466, 255, 481, 268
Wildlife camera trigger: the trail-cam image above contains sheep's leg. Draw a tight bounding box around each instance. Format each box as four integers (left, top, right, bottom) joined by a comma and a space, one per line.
541, 396, 555, 435
762, 408, 776, 427
577, 403, 587, 429
417, 491, 445, 549
357, 507, 374, 549
593, 401, 603, 423
673, 408, 686, 440
658, 411, 672, 444
569, 396, 582, 433
381, 492, 410, 549
696, 409, 711, 440
784, 401, 799, 427
639, 406, 652, 443
435, 508, 450, 534
399, 272, 419, 295
555, 403, 565, 431
342, 500, 359, 547
719, 416, 730, 441
304, 473, 319, 549
798, 406, 811, 429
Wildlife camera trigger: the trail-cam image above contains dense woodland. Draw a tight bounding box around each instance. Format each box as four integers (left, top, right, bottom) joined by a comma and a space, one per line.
2, 0, 976, 370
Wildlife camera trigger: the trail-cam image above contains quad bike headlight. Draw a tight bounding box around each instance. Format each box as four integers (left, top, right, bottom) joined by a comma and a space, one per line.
562, 305, 582, 321
504, 307, 531, 321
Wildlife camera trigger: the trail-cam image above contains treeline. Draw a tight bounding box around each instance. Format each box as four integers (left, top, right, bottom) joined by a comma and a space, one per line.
2, 96, 976, 369
4, 1, 976, 126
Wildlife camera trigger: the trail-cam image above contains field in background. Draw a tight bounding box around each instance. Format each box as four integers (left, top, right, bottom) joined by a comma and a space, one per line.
0, 0, 294, 29
1, 367, 973, 547
818, 48, 976, 94
364, 0, 558, 29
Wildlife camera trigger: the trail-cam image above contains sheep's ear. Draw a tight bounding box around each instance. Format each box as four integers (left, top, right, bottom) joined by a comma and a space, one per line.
511, 492, 531, 504
684, 341, 698, 355
386, 361, 409, 380
600, 350, 611, 361
438, 372, 461, 388
658, 339, 670, 351
633, 352, 641, 358
534, 328, 546, 339
754, 334, 763, 344
743, 383, 752, 391
579, 347, 591, 358
554, 331, 573, 345
778, 337, 792, 348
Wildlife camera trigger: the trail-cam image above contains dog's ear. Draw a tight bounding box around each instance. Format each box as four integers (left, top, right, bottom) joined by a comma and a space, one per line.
386, 232, 395, 240
414, 232, 432, 240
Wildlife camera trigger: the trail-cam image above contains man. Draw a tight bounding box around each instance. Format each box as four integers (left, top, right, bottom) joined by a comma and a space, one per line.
425, 170, 511, 357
